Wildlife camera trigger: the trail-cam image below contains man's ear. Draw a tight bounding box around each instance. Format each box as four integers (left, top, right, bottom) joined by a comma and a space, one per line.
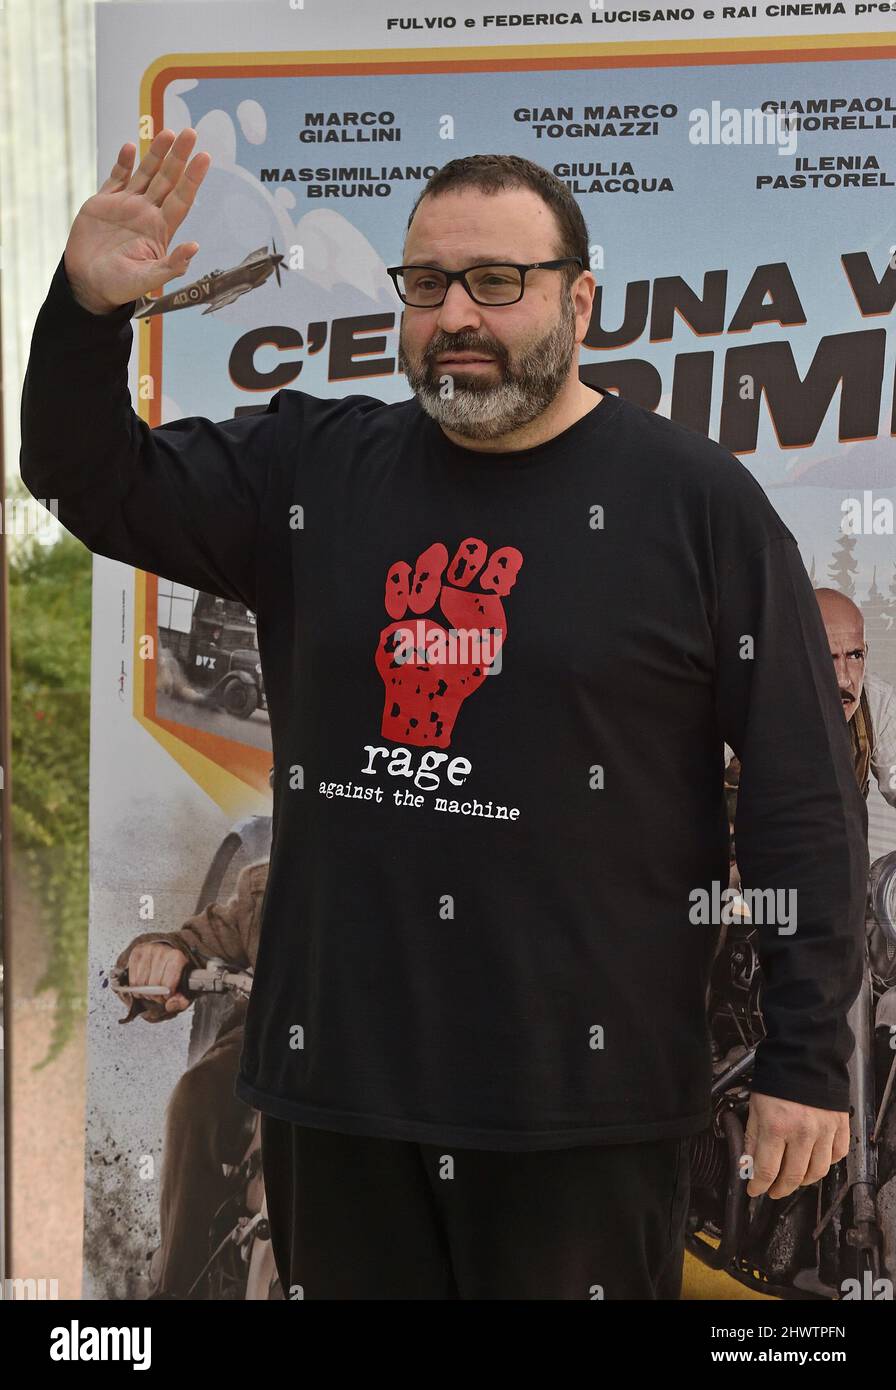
574, 272, 596, 340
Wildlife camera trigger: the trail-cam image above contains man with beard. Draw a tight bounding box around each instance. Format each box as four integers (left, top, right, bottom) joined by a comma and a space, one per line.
394, 222, 592, 440
20, 129, 867, 1299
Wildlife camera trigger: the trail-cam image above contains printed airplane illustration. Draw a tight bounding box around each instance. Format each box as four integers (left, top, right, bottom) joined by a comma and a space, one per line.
133, 242, 287, 318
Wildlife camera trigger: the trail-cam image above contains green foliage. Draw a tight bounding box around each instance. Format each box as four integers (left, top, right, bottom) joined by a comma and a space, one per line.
8, 475, 91, 1065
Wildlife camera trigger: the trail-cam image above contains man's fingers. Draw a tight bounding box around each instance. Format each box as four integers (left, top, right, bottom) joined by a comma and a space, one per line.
747, 1121, 839, 1198
765, 1133, 815, 1198
832, 1111, 850, 1163
125, 128, 178, 196
745, 1128, 786, 1198
98, 142, 136, 194
124, 941, 186, 996
745, 1095, 848, 1200
157, 947, 188, 998
164, 241, 200, 278
160, 153, 211, 238
143, 127, 198, 208
127, 943, 149, 987
798, 1135, 836, 1189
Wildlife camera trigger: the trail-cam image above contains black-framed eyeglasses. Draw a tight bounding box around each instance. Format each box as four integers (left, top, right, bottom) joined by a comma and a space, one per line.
386, 258, 584, 307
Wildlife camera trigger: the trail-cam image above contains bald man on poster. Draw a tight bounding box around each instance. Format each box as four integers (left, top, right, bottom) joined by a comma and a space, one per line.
814, 587, 896, 810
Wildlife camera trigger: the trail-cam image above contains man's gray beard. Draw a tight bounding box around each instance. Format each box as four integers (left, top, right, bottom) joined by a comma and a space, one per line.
398, 295, 577, 442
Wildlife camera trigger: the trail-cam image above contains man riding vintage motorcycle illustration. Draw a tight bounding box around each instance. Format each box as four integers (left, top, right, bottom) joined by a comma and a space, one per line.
112, 778, 272, 1300
117, 859, 270, 1298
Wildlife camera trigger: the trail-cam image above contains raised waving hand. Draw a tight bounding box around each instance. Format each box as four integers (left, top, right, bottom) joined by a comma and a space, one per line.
63, 127, 211, 314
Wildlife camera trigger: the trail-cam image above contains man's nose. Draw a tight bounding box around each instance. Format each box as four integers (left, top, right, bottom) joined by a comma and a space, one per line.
435, 279, 483, 334
833, 656, 851, 687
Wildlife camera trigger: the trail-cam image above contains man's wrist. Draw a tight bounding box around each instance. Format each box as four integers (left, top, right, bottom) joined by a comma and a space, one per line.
67, 280, 119, 316
61, 251, 126, 316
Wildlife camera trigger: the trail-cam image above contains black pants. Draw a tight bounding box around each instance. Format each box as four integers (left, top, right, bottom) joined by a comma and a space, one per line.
259, 1114, 690, 1300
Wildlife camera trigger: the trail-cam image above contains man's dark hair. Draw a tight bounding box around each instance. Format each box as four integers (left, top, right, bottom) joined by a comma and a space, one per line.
404, 154, 590, 293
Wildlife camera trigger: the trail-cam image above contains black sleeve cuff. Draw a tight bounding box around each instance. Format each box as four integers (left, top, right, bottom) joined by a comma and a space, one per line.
52, 251, 138, 327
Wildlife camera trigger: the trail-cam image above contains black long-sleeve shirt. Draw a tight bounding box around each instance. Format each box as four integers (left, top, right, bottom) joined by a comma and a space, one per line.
19, 253, 869, 1148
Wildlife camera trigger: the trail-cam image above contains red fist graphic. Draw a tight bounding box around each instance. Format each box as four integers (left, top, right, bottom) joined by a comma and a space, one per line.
374, 538, 524, 747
